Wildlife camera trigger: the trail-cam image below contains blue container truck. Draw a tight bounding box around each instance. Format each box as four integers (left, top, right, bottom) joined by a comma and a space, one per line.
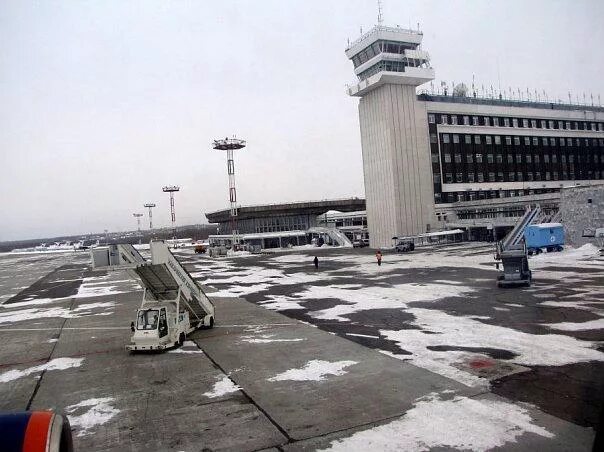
524, 223, 565, 255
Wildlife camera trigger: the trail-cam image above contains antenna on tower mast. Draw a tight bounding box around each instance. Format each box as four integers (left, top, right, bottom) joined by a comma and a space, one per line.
377, 0, 384, 25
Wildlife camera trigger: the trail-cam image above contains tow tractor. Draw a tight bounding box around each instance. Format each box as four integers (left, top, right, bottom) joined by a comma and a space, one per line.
91, 241, 215, 352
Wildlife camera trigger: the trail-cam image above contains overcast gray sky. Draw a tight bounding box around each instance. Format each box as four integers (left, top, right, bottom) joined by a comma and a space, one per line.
1, 0, 603, 241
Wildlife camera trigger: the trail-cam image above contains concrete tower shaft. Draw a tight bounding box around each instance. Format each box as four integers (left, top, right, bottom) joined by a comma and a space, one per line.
346, 25, 436, 247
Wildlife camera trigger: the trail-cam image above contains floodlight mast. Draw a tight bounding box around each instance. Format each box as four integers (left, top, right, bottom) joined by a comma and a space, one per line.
212, 137, 246, 248
133, 213, 143, 232
144, 203, 156, 229
162, 186, 180, 242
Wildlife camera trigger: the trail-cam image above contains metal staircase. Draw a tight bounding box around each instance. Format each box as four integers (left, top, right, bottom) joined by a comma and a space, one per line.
308, 227, 353, 247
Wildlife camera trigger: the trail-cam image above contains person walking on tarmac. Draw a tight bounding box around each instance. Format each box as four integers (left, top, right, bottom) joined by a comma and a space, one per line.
375, 249, 383, 266
313, 256, 319, 270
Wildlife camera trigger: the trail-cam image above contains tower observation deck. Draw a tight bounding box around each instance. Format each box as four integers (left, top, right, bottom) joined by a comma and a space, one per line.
345, 25, 434, 97
345, 25, 436, 247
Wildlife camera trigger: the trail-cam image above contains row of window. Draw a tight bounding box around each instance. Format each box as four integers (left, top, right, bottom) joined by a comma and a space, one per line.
432, 133, 604, 148
358, 58, 429, 81
443, 190, 557, 204
352, 40, 417, 68
437, 152, 602, 165
428, 113, 604, 132
437, 170, 601, 184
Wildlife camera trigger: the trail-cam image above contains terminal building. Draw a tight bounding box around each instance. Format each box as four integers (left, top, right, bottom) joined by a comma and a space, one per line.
345, 24, 604, 248
205, 198, 366, 249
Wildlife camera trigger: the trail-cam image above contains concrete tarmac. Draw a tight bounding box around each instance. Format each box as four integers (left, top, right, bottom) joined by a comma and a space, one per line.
0, 250, 598, 451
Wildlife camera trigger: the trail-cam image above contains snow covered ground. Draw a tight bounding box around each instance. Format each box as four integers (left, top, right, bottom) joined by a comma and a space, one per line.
191, 244, 603, 389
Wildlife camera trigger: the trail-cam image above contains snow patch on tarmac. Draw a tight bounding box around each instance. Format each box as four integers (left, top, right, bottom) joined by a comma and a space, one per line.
0, 357, 84, 383
381, 308, 604, 388
203, 376, 241, 398
542, 318, 604, 331
275, 283, 473, 322
320, 392, 553, 451
66, 397, 120, 437
267, 359, 357, 382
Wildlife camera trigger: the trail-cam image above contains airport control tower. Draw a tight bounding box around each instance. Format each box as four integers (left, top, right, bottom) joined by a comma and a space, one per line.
346, 25, 436, 247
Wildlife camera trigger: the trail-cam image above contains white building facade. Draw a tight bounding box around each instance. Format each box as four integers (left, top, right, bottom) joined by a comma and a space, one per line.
347, 25, 604, 248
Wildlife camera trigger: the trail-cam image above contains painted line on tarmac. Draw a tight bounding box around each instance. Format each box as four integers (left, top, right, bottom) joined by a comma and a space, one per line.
214, 323, 298, 328
0, 327, 128, 331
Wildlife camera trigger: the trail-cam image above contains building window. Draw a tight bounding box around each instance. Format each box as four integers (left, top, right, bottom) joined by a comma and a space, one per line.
566, 121, 571, 130
533, 137, 539, 146
517, 172, 523, 181
474, 135, 481, 144
472, 116, 479, 126
487, 154, 494, 163
544, 154, 550, 163
505, 136, 512, 145
485, 135, 492, 145
523, 119, 529, 128
476, 154, 483, 163
488, 172, 495, 182
561, 155, 566, 163
428, 114, 435, 124
531, 119, 537, 128
468, 173, 475, 182
507, 154, 513, 163
509, 172, 515, 181
444, 153, 451, 163
496, 154, 503, 163
495, 136, 501, 145
550, 137, 556, 146
548, 120, 554, 129
534, 155, 540, 163
524, 137, 530, 145
497, 172, 504, 181
558, 121, 563, 129
443, 134, 450, 143
516, 154, 522, 163
463, 115, 470, 125
540, 120, 546, 128
445, 173, 453, 183
456, 173, 463, 182
465, 135, 472, 144
576, 138, 580, 146
431, 153, 439, 163
552, 154, 557, 163
535, 172, 541, 181
527, 172, 533, 181
453, 134, 460, 144
467, 154, 473, 163
567, 137, 573, 146
560, 138, 565, 147
477, 173, 484, 182
493, 117, 499, 127
526, 154, 532, 163
553, 171, 558, 180
569, 155, 574, 163
451, 116, 458, 125
545, 171, 551, 181
591, 123, 597, 131
433, 174, 441, 183
513, 118, 518, 128
441, 115, 448, 125
430, 133, 437, 143
455, 154, 462, 163
514, 136, 520, 145
503, 118, 510, 127
542, 137, 548, 146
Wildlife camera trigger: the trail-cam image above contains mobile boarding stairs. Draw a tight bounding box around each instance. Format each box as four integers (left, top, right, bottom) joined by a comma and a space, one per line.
494, 205, 544, 288
91, 241, 215, 342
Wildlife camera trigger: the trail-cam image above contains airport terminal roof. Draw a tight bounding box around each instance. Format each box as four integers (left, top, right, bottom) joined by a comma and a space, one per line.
205, 198, 366, 223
